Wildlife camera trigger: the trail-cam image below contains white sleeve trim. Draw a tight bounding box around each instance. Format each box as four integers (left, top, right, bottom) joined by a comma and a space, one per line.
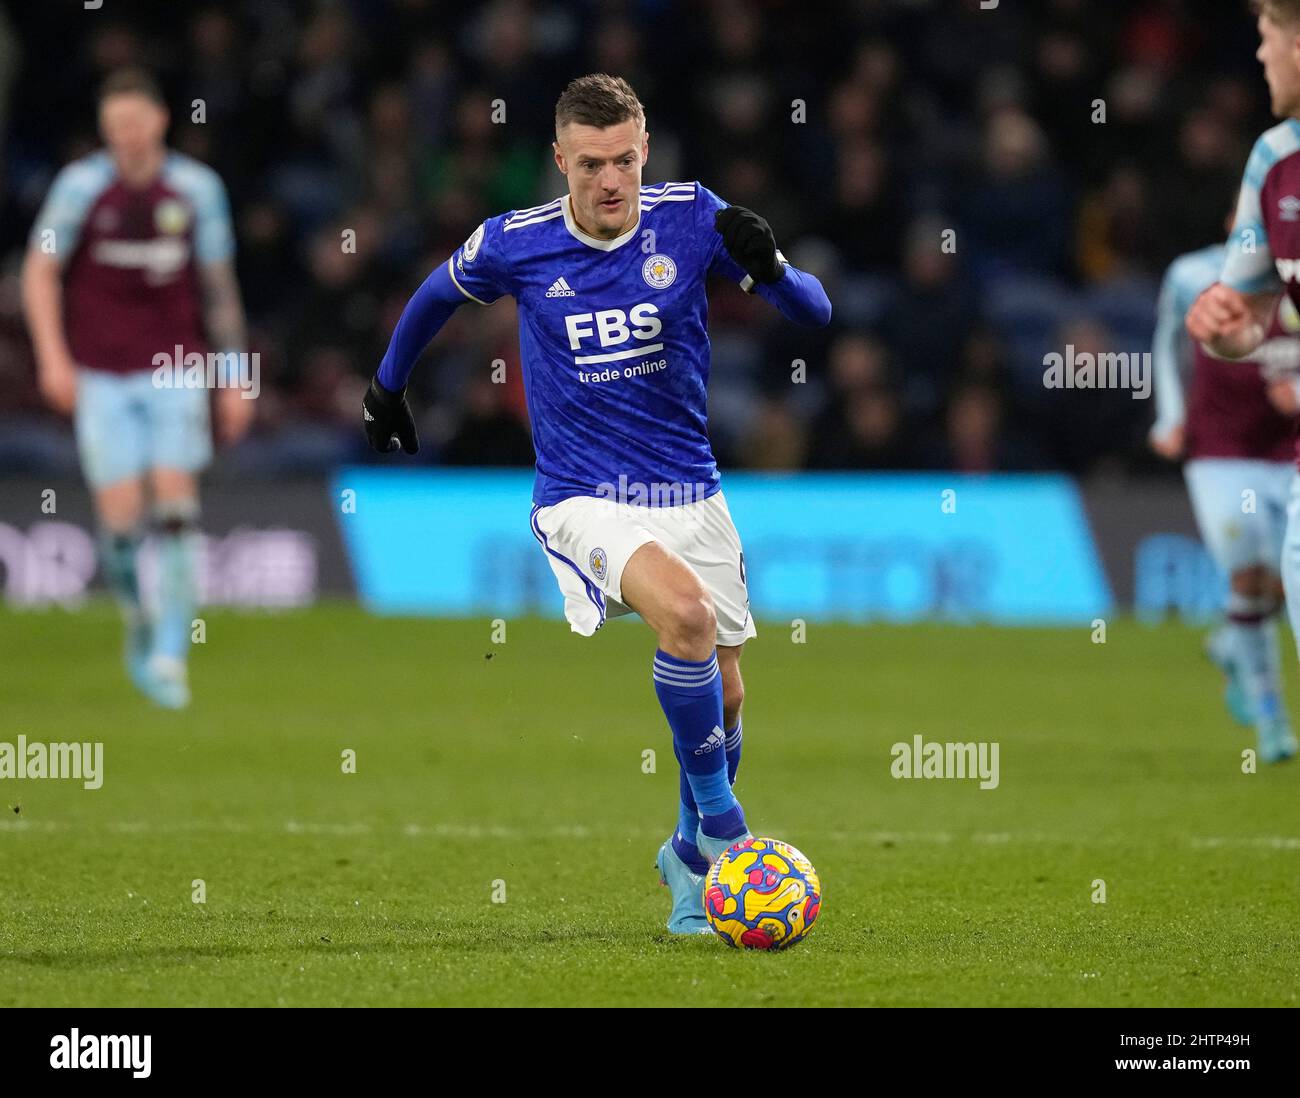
447, 257, 489, 306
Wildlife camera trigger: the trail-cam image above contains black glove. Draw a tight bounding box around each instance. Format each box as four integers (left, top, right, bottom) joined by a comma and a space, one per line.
363, 375, 419, 454
714, 205, 785, 285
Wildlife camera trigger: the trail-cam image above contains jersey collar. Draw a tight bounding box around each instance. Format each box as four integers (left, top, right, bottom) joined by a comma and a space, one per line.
561, 194, 641, 251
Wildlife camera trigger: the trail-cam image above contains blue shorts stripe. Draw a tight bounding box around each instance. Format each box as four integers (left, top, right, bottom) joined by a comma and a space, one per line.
530, 504, 606, 624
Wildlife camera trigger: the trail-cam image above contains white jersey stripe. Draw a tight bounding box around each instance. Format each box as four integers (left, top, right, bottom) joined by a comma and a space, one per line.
640, 182, 694, 195
504, 208, 565, 232
507, 197, 563, 221
642, 194, 696, 209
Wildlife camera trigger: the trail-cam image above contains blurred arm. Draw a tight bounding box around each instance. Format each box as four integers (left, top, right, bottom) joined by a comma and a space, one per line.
1149, 269, 1187, 438
20, 248, 77, 414
200, 259, 253, 444
199, 258, 248, 356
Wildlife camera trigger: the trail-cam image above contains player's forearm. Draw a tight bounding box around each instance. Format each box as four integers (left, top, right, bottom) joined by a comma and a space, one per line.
376, 262, 466, 391
200, 261, 248, 353
1150, 313, 1186, 430
754, 264, 832, 327
204, 301, 247, 356
20, 252, 74, 370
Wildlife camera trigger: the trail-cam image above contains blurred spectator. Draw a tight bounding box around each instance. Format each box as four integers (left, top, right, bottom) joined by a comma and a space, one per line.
805, 331, 910, 469
960, 107, 1074, 281
739, 399, 808, 470
1150, 107, 1246, 269
441, 376, 533, 467
884, 217, 980, 420
919, 382, 1043, 473
810, 385, 914, 471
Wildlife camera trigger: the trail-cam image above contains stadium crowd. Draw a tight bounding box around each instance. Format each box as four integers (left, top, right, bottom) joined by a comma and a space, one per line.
0, 0, 1276, 478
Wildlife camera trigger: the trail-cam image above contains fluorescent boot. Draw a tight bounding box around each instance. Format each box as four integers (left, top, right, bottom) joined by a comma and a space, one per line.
655, 835, 710, 935
143, 653, 190, 710
1205, 627, 1252, 727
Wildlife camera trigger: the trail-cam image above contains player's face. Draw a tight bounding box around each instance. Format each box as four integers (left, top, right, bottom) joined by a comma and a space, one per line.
99, 93, 168, 168
553, 119, 647, 239
1257, 13, 1300, 118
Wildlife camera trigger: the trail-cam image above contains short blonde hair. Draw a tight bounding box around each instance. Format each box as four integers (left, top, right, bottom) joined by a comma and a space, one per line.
554, 74, 645, 135
1257, 0, 1300, 27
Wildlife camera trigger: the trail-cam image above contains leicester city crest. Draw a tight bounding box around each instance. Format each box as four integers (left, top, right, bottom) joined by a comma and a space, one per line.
589, 547, 608, 581
642, 253, 676, 289
463, 222, 486, 263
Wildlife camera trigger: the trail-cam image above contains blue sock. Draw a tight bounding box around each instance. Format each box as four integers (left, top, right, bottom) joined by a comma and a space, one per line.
652, 649, 745, 840
725, 717, 743, 785
154, 502, 199, 663
671, 744, 707, 874
99, 529, 142, 613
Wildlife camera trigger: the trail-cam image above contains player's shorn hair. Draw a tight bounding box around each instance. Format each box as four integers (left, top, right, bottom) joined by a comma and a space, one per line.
554, 74, 645, 133
1255, 0, 1300, 26
98, 67, 166, 107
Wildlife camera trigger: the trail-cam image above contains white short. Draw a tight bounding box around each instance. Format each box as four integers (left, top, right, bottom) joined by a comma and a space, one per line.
75, 366, 212, 489
530, 490, 757, 646
1184, 458, 1292, 576
1281, 474, 1300, 647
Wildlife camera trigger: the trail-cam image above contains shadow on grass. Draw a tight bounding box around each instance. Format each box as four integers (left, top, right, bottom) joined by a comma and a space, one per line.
0, 913, 734, 971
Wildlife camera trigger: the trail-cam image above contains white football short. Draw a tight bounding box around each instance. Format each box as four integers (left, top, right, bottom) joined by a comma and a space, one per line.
1279, 472, 1300, 648
75, 366, 213, 489
530, 490, 757, 646
1184, 458, 1292, 576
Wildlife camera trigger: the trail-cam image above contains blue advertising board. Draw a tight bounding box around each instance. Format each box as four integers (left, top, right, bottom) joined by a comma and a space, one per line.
332, 469, 1113, 625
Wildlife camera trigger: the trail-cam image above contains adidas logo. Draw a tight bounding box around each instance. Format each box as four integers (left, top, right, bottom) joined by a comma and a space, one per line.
545, 276, 577, 298
694, 726, 726, 756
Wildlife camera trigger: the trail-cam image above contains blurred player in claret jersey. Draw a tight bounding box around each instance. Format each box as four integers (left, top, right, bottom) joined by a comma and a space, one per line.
362, 75, 831, 933
21, 69, 252, 709
1151, 219, 1299, 763
1183, 0, 1300, 761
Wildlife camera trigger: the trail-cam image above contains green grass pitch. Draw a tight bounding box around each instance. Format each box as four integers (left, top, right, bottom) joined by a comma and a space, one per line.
2, 602, 1297, 1007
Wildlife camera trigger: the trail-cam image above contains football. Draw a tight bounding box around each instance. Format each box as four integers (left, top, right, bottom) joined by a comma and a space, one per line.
703, 837, 822, 950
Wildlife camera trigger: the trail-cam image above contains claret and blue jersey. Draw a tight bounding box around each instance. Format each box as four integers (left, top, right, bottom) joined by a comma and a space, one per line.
1223, 118, 1300, 309
377, 181, 831, 506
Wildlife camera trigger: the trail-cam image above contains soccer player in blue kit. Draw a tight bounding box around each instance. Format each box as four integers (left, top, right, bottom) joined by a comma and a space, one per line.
363, 75, 831, 933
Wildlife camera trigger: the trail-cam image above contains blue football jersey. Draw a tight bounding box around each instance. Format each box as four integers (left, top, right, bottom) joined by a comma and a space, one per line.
445, 182, 751, 507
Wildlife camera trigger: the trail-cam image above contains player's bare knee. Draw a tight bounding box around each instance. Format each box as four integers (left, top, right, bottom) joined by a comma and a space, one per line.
679, 591, 717, 641
154, 498, 200, 537
663, 590, 716, 654
95, 479, 146, 532
1230, 565, 1267, 598
723, 681, 744, 723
